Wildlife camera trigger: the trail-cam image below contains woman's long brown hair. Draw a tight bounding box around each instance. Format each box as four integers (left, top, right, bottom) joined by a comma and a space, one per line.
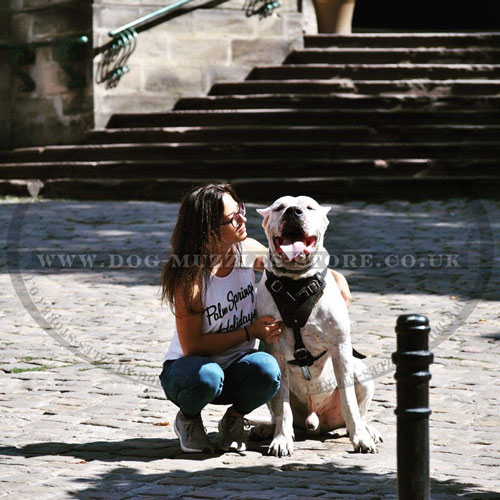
161, 183, 242, 315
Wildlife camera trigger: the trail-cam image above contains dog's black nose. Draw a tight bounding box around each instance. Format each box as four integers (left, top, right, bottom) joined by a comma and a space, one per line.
284, 206, 304, 218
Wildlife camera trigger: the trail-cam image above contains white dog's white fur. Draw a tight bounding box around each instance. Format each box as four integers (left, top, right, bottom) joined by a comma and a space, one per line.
252, 195, 382, 457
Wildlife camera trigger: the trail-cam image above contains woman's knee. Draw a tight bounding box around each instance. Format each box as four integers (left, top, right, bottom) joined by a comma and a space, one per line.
245, 352, 281, 388
193, 361, 225, 397
167, 356, 224, 399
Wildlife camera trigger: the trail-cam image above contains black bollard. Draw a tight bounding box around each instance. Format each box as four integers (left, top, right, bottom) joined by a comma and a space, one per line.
392, 314, 433, 500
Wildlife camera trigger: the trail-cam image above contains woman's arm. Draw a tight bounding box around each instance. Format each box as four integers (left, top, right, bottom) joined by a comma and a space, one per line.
242, 237, 267, 272
175, 283, 282, 356
330, 269, 352, 307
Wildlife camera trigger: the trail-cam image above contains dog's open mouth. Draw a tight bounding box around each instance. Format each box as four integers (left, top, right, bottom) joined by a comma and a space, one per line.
273, 230, 317, 261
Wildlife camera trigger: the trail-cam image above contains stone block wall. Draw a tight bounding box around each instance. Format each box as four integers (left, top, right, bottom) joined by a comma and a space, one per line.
6, 0, 94, 148
0, 9, 12, 149
93, 0, 309, 128
3, 0, 312, 147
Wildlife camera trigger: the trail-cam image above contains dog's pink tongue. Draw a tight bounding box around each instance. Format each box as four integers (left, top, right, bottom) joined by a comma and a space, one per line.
281, 241, 306, 261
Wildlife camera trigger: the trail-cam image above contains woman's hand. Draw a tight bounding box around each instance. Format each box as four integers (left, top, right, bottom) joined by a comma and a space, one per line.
330, 269, 352, 307
248, 316, 284, 344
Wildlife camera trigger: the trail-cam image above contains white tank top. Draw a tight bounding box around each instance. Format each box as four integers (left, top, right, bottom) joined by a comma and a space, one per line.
163, 246, 258, 369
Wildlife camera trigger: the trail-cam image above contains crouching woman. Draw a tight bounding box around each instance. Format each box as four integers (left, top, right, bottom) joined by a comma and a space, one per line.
159, 183, 283, 453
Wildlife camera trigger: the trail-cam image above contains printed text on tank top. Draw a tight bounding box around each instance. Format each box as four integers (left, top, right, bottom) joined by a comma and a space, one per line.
204, 281, 256, 332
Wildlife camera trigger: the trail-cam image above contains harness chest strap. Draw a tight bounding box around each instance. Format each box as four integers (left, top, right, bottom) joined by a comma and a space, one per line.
265, 268, 328, 380
265, 268, 366, 381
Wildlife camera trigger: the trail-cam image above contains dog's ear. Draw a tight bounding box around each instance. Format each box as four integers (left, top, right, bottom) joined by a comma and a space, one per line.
256, 207, 271, 217
320, 205, 332, 215
256, 206, 272, 229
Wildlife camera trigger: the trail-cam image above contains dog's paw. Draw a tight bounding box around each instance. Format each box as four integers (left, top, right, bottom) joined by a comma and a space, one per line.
249, 423, 275, 442
366, 424, 383, 444
268, 434, 294, 457
351, 426, 377, 454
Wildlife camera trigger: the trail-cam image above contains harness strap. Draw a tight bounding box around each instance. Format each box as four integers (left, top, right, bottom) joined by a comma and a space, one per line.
266, 268, 328, 328
288, 322, 328, 380
266, 268, 329, 380
265, 267, 367, 380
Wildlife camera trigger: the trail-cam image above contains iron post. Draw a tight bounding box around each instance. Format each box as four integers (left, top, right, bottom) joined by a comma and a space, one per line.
392, 314, 433, 500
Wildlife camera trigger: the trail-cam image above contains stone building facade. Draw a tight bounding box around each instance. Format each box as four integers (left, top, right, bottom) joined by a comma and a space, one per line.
1, 0, 313, 148
2, 1, 94, 148
1, 9, 12, 149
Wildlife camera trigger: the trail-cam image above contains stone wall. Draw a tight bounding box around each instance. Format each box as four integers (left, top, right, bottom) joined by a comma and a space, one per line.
93, 0, 308, 128
0, 5, 13, 148
6, 0, 94, 148
3, 0, 312, 147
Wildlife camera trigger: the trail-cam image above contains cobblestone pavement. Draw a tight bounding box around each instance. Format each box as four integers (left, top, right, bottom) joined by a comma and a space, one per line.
0, 196, 499, 500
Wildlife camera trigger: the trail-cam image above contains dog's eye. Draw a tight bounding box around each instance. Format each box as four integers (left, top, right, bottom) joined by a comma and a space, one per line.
307, 206, 314, 210
273, 204, 285, 212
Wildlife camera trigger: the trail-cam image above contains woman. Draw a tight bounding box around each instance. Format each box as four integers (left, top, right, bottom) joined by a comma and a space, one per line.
159, 183, 352, 453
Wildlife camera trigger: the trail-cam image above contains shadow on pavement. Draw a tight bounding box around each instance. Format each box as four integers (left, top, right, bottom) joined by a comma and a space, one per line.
1, 436, 499, 499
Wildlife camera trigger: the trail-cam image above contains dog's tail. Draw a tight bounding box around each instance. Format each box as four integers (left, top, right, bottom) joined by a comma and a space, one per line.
305, 412, 320, 432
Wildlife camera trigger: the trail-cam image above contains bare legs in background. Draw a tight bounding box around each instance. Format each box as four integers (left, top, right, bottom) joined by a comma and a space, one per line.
312, 0, 356, 34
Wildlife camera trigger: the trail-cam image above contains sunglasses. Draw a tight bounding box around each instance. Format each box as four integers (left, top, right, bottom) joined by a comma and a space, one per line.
220, 203, 246, 228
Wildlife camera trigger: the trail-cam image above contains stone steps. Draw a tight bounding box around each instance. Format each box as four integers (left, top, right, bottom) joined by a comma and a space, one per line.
1, 31, 499, 201
86, 126, 377, 144
247, 64, 500, 81
303, 33, 500, 48
2, 142, 498, 162
106, 109, 499, 128
209, 80, 500, 96
1, 176, 498, 202
0, 159, 497, 180
173, 94, 500, 111
85, 125, 500, 144
285, 48, 500, 65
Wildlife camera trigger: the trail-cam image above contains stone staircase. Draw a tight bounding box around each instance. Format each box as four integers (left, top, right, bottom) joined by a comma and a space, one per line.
1, 32, 499, 201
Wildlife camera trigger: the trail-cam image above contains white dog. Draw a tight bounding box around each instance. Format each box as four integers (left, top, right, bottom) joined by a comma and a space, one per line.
251, 196, 382, 457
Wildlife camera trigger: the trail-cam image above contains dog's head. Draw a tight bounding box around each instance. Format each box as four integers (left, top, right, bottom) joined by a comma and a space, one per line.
257, 196, 331, 277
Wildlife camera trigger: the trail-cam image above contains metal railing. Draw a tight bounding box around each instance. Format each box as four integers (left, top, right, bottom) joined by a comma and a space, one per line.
95, 0, 194, 89
0, 35, 89, 92
2, 0, 284, 92
109, 0, 194, 38
95, 0, 281, 89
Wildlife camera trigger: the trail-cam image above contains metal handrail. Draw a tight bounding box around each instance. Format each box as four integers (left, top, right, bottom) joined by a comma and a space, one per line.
1, 35, 89, 92
109, 0, 193, 37
3, 0, 287, 93
96, 0, 281, 88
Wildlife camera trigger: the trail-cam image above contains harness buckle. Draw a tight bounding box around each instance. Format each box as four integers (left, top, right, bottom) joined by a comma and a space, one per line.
307, 280, 320, 294
297, 279, 320, 299
294, 348, 310, 362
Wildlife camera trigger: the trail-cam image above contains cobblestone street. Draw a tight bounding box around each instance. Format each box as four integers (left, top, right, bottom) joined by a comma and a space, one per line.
0, 196, 499, 500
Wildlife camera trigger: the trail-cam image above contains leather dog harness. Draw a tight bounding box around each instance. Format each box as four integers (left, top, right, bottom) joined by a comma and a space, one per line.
265, 267, 365, 381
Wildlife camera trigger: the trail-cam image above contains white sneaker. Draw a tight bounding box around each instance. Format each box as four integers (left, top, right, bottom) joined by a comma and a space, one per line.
218, 410, 250, 451
174, 410, 214, 453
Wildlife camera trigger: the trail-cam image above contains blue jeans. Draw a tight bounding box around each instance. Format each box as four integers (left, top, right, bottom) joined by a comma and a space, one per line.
158, 351, 281, 417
